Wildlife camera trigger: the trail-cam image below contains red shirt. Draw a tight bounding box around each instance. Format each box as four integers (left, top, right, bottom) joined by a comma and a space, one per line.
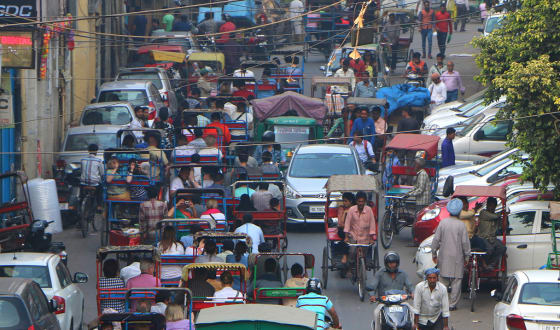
350, 59, 366, 77
232, 89, 256, 100
435, 11, 453, 33
204, 121, 232, 145
217, 22, 236, 44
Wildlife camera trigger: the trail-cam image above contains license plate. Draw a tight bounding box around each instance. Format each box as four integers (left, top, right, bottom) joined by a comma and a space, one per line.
59, 203, 68, 210
309, 206, 323, 213
388, 306, 403, 313
542, 325, 560, 330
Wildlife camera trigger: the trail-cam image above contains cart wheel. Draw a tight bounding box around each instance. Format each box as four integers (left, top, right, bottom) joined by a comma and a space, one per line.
358, 258, 367, 302
282, 236, 288, 252
282, 255, 289, 282
373, 243, 380, 272
380, 212, 394, 249
469, 266, 477, 312
322, 246, 329, 290
100, 217, 108, 247
79, 197, 91, 238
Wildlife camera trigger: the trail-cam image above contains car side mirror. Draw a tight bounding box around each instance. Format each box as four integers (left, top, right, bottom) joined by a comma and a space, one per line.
73, 272, 89, 283
473, 130, 483, 141
490, 289, 503, 301
49, 299, 58, 313
319, 66, 326, 71
478, 28, 484, 33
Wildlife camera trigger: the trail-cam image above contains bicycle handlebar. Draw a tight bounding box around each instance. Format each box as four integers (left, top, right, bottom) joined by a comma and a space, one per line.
384, 195, 406, 199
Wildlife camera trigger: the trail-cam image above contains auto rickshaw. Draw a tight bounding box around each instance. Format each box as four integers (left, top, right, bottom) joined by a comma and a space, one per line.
96, 245, 160, 315
322, 174, 380, 301
380, 9, 416, 68
186, 52, 225, 93
380, 133, 440, 249
195, 304, 318, 329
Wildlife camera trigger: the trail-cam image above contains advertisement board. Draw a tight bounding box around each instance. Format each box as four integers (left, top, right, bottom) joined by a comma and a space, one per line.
0, 31, 34, 68
0, 0, 38, 24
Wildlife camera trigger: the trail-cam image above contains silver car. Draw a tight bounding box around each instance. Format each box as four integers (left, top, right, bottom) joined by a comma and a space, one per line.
285, 144, 365, 224
79, 102, 135, 126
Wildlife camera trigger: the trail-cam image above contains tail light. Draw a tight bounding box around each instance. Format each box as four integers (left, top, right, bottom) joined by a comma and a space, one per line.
27, 326, 35, 330
52, 296, 66, 314
148, 101, 156, 120
506, 314, 527, 330
55, 159, 66, 170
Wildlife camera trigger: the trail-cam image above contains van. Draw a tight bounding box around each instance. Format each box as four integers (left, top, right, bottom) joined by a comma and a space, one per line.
116, 67, 178, 113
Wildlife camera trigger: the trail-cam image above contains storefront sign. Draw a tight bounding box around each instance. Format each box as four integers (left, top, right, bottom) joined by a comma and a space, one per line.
0, 94, 14, 127
0, 31, 34, 68
0, 0, 38, 24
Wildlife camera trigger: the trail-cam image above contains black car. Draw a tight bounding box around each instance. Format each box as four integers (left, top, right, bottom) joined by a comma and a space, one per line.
0, 278, 61, 330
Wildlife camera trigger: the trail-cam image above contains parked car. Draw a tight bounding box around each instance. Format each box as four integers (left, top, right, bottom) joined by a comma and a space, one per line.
415, 200, 554, 277
0, 278, 61, 329
149, 31, 199, 53
79, 102, 135, 126
425, 88, 487, 117
285, 144, 365, 224
492, 270, 560, 330
0, 253, 88, 330
479, 13, 506, 37
115, 67, 178, 114
96, 80, 165, 125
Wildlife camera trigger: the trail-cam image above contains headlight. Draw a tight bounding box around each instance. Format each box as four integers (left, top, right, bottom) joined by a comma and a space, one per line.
421, 208, 440, 221
420, 246, 432, 253
286, 185, 302, 199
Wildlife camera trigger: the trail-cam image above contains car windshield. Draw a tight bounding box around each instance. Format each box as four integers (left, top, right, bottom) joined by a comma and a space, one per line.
474, 156, 511, 177
118, 72, 163, 89
274, 126, 310, 149
65, 133, 118, 152
98, 89, 148, 107
82, 106, 132, 125
0, 266, 51, 288
289, 153, 358, 178
485, 16, 504, 34
453, 98, 485, 113
519, 283, 560, 306
458, 100, 488, 117
0, 297, 30, 329
457, 113, 484, 137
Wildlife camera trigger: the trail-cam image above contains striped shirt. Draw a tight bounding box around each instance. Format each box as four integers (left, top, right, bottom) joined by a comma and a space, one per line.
99, 277, 126, 312
80, 155, 104, 186
296, 292, 333, 329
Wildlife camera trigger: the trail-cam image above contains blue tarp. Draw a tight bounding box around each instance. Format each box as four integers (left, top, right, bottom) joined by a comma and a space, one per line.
376, 84, 430, 116
224, 0, 255, 22
198, 7, 223, 24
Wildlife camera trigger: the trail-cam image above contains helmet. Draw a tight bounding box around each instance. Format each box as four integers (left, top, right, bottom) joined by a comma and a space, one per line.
306, 277, 322, 294
262, 130, 275, 142
384, 251, 400, 273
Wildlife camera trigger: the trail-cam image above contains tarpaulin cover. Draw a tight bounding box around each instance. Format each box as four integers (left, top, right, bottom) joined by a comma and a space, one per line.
224, 0, 256, 22
251, 91, 327, 124
386, 134, 440, 159
376, 84, 430, 116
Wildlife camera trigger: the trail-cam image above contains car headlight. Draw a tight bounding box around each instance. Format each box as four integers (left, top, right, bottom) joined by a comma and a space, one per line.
421, 208, 440, 221
420, 246, 432, 253
286, 185, 302, 199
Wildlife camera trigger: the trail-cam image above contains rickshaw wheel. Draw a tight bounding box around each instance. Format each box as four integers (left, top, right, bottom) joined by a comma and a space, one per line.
322, 246, 329, 290
100, 217, 108, 247
380, 212, 394, 249
373, 243, 380, 272
282, 256, 289, 282
358, 258, 367, 302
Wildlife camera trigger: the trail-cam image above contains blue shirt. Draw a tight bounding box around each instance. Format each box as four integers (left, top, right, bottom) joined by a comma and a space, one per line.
296, 292, 333, 329
441, 138, 455, 168
350, 117, 376, 145
354, 81, 376, 98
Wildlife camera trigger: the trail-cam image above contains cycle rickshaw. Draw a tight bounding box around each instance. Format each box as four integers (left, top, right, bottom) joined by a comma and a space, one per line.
322, 174, 380, 301
380, 133, 440, 249
91, 313, 166, 330
124, 287, 192, 315
380, 9, 416, 68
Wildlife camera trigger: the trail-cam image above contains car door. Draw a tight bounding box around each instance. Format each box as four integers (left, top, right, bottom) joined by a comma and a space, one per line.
27, 284, 59, 330
55, 262, 83, 329
469, 118, 513, 157
534, 210, 557, 269
504, 210, 537, 273
494, 275, 519, 330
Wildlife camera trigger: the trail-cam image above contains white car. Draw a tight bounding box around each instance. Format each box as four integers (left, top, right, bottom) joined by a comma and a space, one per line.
415, 200, 554, 277
0, 253, 88, 330
480, 13, 506, 37
493, 270, 560, 330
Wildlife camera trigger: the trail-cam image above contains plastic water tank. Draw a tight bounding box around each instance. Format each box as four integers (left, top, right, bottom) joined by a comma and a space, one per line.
25, 178, 63, 234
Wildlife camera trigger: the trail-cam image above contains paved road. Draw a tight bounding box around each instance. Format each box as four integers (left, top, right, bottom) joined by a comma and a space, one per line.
54, 21, 494, 328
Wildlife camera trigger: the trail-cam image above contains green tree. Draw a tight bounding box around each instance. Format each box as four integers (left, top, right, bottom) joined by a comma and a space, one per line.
472, 0, 560, 197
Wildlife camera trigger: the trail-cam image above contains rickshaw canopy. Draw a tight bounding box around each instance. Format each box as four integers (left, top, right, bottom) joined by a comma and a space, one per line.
96, 312, 166, 329
187, 52, 225, 71
452, 185, 507, 200
194, 231, 248, 241
96, 245, 159, 259
195, 304, 318, 329
311, 76, 353, 89
346, 97, 387, 106
385, 134, 440, 160
151, 50, 186, 63
182, 262, 247, 281
325, 175, 379, 194
251, 91, 327, 124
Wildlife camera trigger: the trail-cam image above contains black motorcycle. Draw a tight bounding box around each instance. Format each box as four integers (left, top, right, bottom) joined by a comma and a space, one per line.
25, 220, 68, 265
375, 290, 413, 330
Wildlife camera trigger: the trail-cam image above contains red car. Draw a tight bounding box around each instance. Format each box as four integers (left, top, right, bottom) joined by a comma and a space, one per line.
412, 177, 548, 245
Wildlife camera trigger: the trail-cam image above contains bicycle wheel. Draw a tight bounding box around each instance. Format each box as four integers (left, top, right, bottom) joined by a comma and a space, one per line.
380, 211, 394, 249
79, 196, 91, 238
469, 265, 477, 312
373, 243, 380, 272
358, 257, 367, 302
100, 215, 108, 247
322, 246, 329, 290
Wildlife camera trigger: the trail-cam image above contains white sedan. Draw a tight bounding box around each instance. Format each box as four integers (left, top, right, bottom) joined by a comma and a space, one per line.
493, 270, 560, 330
0, 252, 88, 330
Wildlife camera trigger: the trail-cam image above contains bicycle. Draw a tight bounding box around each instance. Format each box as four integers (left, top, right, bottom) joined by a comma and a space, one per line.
380, 195, 416, 249
347, 243, 375, 302
467, 251, 487, 312
79, 186, 101, 238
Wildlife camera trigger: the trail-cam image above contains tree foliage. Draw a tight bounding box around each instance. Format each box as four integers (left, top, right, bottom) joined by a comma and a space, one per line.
472, 0, 560, 197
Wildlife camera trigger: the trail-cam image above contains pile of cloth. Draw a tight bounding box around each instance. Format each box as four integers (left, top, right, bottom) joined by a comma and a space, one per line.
376, 84, 430, 116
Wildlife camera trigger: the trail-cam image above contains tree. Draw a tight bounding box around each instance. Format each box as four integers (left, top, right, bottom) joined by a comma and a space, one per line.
472, 0, 560, 197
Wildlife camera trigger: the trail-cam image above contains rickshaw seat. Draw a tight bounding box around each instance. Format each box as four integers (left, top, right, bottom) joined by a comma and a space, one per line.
327, 227, 343, 241
257, 83, 277, 91
391, 166, 436, 177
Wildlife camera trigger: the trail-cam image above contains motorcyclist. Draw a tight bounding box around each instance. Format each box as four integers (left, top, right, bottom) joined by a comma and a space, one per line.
79, 144, 104, 213
297, 278, 342, 329
405, 52, 428, 79
368, 251, 414, 330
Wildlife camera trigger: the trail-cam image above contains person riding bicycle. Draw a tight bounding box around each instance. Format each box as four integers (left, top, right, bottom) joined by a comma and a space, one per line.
343, 191, 377, 274
297, 278, 342, 329
368, 251, 414, 330
80, 144, 104, 213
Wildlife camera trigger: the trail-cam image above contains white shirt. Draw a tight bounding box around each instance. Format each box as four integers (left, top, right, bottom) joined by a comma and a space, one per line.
212, 286, 245, 303
158, 242, 186, 280
170, 177, 185, 193
349, 140, 374, 163
120, 262, 141, 284
150, 302, 167, 315
429, 82, 447, 105
333, 68, 356, 92
199, 147, 223, 159
234, 223, 265, 253
130, 117, 145, 140
413, 281, 450, 325
200, 212, 226, 229
174, 145, 197, 158
289, 0, 304, 18
233, 69, 255, 78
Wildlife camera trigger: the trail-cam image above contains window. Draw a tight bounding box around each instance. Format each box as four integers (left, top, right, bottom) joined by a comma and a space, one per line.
64, 133, 118, 152
55, 263, 72, 288
98, 89, 149, 107
519, 283, 560, 306
476, 119, 512, 141
30, 285, 49, 317
289, 153, 358, 178
539, 211, 560, 234
0, 297, 30, 329
493, 163, 524, 182
118, 72, 163, 89
508, 211, 536, 235
82, 106, 132, 125
149, 85, 163, 103
0, 266, 51, 288
503, 277, 518, 303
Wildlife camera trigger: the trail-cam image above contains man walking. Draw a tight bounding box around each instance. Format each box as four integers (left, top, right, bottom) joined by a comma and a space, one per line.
418, 1, 436, 59
289, 0, 304, 42
413, 268, 451, 330
441, 61, 465, 102
435, 3, 452, 56
441, 127, 456, 168
382, 13, 401, 73
428, 54, 445, 88
454, 0, 468, 32
431, 198, 471, 311
429, 73, 447, 108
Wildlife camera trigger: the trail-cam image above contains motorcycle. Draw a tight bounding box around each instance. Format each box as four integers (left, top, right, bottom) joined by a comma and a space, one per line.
374, 290, 413, 330
404, 73, 426, 87
25, 220, 68, 265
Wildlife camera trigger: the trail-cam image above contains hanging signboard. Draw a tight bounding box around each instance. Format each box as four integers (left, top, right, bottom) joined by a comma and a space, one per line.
0, 31, 35, 68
